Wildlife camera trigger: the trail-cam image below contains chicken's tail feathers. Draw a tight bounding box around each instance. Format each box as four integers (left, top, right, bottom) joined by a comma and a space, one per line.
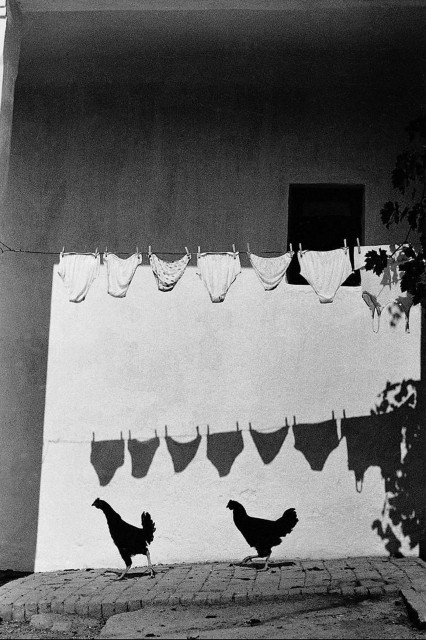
277, 508, 299, 536
141, 511, 156, 544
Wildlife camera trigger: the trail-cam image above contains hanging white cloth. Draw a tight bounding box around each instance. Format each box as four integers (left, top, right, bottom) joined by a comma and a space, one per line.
104, 252, 142, 298
297, 247, 353, 303
58, 251, 100, 303
248, 251, 294, 290
197, 251, 241, 303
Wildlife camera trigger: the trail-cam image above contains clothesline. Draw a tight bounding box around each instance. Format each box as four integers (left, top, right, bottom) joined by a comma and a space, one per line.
44, 418, 339, 444
0, 239, 288, 256
0, 237, 374, 257
0, 236, 413, 332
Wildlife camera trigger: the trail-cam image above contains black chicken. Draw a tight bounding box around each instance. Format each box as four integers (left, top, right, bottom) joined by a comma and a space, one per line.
92, 498, 156, 579
227, 500, 298, 570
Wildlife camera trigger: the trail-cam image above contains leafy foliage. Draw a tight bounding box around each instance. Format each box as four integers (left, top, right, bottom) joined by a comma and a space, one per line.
367, 115, 426, 305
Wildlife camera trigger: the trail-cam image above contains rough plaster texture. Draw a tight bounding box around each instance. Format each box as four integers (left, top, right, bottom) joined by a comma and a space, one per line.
34, 264, 421, 570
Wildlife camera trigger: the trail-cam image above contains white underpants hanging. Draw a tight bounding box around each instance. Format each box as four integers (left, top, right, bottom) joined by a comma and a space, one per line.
297, 247, 353, 303
197, 251, 241, 303
149, 252, 191, 292
353, 244, 413, 332
248, 251, 294, 290
58, 252, 100, 303
103, 252, 142, 298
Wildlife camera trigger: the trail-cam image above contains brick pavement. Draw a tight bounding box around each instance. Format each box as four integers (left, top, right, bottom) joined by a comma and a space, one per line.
0, 556, 425, 623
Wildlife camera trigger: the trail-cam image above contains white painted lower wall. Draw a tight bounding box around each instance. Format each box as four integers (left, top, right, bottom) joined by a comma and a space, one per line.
34, 262, 421, 571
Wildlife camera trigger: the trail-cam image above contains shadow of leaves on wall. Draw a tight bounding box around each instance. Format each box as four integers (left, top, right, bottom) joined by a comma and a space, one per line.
165, 426, 201, 473
364, 379, 425, 558
293, 417, 340, 472
206, 423, 244, 477
249, 421, 289, 465
90, 433, 125, 486
128, 430, 160, 478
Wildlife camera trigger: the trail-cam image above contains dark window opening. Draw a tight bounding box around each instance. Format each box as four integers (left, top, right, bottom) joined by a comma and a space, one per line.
286, 184, 364, 286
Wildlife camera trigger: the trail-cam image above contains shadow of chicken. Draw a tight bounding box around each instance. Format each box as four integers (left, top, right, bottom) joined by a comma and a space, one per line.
92, 498, 156, 579
227, 500, 298, 571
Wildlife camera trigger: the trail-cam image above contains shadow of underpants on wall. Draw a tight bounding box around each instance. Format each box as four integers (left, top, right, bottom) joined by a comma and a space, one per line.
90, 434, 125, 486
165, 426, 201, 473
292, 418, 340, 472
206, 424, 244, 477
249, 422, 289, 464
128, 431, 161, 478
341, 409, 408, 492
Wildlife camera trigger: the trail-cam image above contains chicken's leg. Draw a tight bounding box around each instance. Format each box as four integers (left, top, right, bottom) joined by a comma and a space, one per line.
242, 554, 271, 570
117, 551, 132, 580
257, 555, 271, 572
117, 565, 131, 580
146, 549, 156, 578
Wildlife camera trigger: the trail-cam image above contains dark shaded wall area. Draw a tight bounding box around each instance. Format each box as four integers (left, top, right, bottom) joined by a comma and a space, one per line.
0, 7, 424, 569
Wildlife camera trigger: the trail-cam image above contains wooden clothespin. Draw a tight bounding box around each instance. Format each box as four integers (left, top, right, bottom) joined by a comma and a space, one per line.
248, 421, 252, 431
299, 243, 303, 253
289, 243, 293, 253
128, 430, 132, 440
343, 238, 347, 248
198, 246, 201, 254
104, 245, 108, 255
185, 246, 190, 256
332, 410, 335, 421
232, 244, 236, 255
356, 237, 361, 254
165, 425, 168, 438
236, 421, 239, 431
148, 245, 152, 256
247, 242, 251, 254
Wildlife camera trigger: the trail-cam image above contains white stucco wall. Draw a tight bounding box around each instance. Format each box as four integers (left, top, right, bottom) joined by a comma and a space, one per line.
34, 261, 420, 571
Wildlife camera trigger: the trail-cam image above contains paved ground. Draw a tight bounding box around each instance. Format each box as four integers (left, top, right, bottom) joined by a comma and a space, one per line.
0, 556, 425, 629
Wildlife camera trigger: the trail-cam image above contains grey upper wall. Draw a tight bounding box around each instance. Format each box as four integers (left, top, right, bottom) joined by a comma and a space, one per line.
6, 5, 426, 252
16, 7, 426, 87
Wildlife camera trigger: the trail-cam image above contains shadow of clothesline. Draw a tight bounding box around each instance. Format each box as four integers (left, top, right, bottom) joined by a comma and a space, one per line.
206, 423, 244, 477
293, 415, 340, 471
249, 421, 289, 465
165, 425, 201, 473
90, 433, 125, 486
90, 417, 343, 483
128, 430, 160, 478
